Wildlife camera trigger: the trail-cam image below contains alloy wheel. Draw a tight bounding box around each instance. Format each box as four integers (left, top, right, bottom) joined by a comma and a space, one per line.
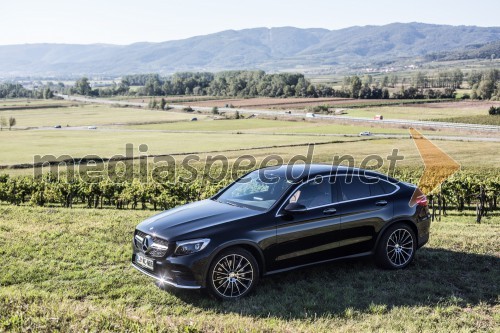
211, 254, 254, 298
386, 228, 414, 267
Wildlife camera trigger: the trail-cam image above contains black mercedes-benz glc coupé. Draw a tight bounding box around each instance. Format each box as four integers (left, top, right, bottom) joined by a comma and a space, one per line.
132, 164, 431, 299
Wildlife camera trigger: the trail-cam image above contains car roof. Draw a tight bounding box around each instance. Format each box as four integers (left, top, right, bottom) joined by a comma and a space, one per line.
258, 164, 397, 183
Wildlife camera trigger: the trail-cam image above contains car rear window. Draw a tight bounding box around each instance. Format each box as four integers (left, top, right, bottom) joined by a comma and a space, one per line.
338, 176, 370, 201
369, 179, 398, 196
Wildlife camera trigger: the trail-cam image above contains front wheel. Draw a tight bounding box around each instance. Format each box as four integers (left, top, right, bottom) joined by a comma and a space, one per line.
207, 247, 259, 300
375, 223, 416, 269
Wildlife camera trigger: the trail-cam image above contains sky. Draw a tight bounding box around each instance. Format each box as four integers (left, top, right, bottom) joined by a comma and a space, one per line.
1, 0, 499, 45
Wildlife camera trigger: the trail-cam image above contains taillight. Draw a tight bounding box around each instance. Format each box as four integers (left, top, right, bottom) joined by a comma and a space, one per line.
416, 194, 428, 207
410, 188, 428, 207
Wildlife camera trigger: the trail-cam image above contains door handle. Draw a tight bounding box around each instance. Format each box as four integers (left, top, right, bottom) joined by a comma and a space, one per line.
375, 200, 388, 206
323, 208, 337, 214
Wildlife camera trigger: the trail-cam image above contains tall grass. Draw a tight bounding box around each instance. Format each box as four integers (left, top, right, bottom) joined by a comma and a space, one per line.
0, 205, 498, 332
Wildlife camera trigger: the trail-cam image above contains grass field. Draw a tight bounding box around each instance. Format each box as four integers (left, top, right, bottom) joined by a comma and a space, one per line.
126, 118, 411, 135
337, 101, 500, 121
431, 115, 500, 126
0, 129, 364, 166
2, 126, 500, 171
0, 100, 498, 171
0, 104, 206, 128
0, 99, 73, 108
0, 205, 498, 332
3, 133, 500, 177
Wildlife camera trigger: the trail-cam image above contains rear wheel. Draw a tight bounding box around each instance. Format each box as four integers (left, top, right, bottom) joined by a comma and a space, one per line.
207, 247, 259, 300
375, 223, 416, 269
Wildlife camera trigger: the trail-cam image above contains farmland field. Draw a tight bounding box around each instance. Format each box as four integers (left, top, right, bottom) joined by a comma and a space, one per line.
164, 97, 500, 123
0, 129, 362, 166
170, 97, 459, 110
170, 97, 353, 109
0, 206, 498, 332
337, 101, 500, 121
125, 118, 412, 135
1, 100, 499, 170
0, 99, 73, 108
431, 115, 500, 126
0, 104, 206, 128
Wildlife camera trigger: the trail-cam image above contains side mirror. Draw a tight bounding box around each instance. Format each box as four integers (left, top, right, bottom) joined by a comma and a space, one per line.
284, 202, 307, 214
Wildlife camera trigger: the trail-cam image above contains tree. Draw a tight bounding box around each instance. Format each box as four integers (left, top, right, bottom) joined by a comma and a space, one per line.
478, 78, 495, 100
160, 98, 167, 110
471, 84, 479, 99
382, 76, 389, 88
414, 72, 428, 88
362, 75, 373, 86
0, 116, 6, 131
212, 106, 219, 115
306, 84, 317, 97
389, 74, 399, 88
57, 82, 65, 91
117, 78, 130, 95
8, 117, 16, 130
43, 87, 53, 99
148, 99, 158, 109
143, 75, 162, 96
452, 69, 464, 89
467, 71, 482, 87
74, 77, 92, 96
382, 88, 390, 99
358, 85, 372, 99
350, 76, 362, 98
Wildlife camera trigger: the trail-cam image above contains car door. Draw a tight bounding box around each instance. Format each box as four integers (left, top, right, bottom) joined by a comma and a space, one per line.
269, 176, 342, 271
333, 175, 395, 256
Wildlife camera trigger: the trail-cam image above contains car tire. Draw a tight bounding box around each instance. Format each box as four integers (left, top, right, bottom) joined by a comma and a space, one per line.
207, 247, 259, 300
375, 223, 416, 269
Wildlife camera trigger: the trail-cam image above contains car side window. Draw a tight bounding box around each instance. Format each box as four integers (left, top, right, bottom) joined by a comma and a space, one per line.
369, 179, 398, 196
338, 176, 371, 201
380, 180, 398, 194
289, 177, 334, 209
369, 181, 385, 196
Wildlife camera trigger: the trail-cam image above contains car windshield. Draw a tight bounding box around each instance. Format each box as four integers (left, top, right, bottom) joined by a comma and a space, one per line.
214, 170, 294, 211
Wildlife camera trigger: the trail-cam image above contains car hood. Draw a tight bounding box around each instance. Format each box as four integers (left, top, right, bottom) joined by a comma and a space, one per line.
136, 199, 261, 241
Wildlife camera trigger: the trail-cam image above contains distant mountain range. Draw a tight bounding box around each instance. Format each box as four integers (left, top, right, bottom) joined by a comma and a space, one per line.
425, 40, 500, 61
0, 22, 499, 77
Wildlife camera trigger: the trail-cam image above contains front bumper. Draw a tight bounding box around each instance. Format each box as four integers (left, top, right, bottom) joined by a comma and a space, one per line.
131, 249, 209, 289
131, 262, 201, 289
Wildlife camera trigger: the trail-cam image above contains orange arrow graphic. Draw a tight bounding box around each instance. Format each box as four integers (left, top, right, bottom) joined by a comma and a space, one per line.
409, 128, 460, 205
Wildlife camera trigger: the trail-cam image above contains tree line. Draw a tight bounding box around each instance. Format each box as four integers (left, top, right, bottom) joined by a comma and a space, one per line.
468, 69, 500, 100
71, 70, 464, 100
5, 68, 498, 101
81, 71, 339, 98
0, 83, 55, 99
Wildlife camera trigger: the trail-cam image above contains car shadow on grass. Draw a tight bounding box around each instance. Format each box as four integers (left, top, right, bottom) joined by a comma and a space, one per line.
163, 247, 499, 319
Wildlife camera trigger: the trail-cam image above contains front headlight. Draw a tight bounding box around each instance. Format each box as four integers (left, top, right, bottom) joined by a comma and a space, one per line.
174, 239, 210, 256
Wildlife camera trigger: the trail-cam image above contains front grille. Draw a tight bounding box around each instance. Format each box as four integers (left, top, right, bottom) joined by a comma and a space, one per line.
135, 230, 169, 257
